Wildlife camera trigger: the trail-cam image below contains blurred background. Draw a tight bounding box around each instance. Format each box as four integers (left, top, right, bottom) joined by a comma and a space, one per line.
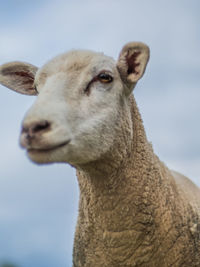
0, 0, 199, 266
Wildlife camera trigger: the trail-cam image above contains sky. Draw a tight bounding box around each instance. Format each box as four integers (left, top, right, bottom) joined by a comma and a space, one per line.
0, 1, 199, 266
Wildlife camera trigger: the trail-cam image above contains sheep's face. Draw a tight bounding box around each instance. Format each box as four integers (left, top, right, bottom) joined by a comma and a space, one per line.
0, 42, 149, 166
23, 51, 125, 165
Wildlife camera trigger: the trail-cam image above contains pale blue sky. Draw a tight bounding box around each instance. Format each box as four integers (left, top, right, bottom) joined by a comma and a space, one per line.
0, 1, 200, 266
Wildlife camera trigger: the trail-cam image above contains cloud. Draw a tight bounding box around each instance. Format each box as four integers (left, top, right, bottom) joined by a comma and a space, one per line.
0, 160, 78, 267
1, 0, 200, 65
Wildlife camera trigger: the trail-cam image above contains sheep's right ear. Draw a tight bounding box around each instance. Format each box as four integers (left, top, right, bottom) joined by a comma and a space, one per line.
117, 42, 150, 96
0, 61, 38, 95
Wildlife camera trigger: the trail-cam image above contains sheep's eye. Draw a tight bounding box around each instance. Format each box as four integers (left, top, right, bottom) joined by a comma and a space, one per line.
84, 72, 113, 96
98, 73, 113, 83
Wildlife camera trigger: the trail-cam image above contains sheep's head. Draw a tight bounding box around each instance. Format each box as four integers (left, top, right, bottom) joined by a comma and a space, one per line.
0, 42, 149, 166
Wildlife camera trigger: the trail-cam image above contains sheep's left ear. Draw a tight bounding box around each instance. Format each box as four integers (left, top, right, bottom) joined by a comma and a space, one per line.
117, 42, 150, 96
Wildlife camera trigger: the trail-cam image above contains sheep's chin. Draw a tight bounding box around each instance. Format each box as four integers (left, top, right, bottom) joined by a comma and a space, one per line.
25, 139, 106, 166
26, 141, 70, 164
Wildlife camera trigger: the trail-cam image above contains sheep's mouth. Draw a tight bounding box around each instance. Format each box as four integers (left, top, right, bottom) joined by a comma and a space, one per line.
27, 140, 71, 153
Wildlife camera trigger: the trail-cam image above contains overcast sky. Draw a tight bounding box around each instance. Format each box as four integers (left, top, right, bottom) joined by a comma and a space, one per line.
0, 1, 199, 266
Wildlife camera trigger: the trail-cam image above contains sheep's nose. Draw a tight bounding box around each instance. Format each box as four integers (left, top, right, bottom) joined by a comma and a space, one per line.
22, 120, 51, 138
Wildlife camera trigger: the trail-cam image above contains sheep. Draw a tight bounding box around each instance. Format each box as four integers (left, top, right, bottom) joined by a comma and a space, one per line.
0, 42, 200, 267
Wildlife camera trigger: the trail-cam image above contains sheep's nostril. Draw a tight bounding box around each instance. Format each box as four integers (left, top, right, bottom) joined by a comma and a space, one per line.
32, 120, 50, 134
22, 126, 29, 134
22, 120, 51, 138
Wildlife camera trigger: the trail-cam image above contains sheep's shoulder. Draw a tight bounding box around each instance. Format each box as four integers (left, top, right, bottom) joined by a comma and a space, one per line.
172, 170, 200, 212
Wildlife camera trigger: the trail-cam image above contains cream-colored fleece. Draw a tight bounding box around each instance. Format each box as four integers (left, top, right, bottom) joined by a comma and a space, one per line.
73, 96, 200, 267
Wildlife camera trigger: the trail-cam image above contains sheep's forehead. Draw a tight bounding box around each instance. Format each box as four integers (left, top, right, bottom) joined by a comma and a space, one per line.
36, 50, 116, 84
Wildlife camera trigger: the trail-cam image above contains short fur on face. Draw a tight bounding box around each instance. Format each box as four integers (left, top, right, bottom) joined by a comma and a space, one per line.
0, 42, 149, 166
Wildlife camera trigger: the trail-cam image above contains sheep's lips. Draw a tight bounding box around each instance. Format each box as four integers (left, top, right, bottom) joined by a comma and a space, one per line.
27, 139, 71, 153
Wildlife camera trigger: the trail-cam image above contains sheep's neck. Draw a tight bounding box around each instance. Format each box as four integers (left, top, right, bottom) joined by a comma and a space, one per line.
73, 96, 198, 266
76, 96, 158, 216
74, 97, 161, 265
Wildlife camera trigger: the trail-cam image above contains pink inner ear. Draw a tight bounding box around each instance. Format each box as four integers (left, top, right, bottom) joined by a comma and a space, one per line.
13, 71, 34, 84
2, 69, 33, 79
2, 69, 34, 84
12, 71, 33, 78
126, 51, 141, 75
